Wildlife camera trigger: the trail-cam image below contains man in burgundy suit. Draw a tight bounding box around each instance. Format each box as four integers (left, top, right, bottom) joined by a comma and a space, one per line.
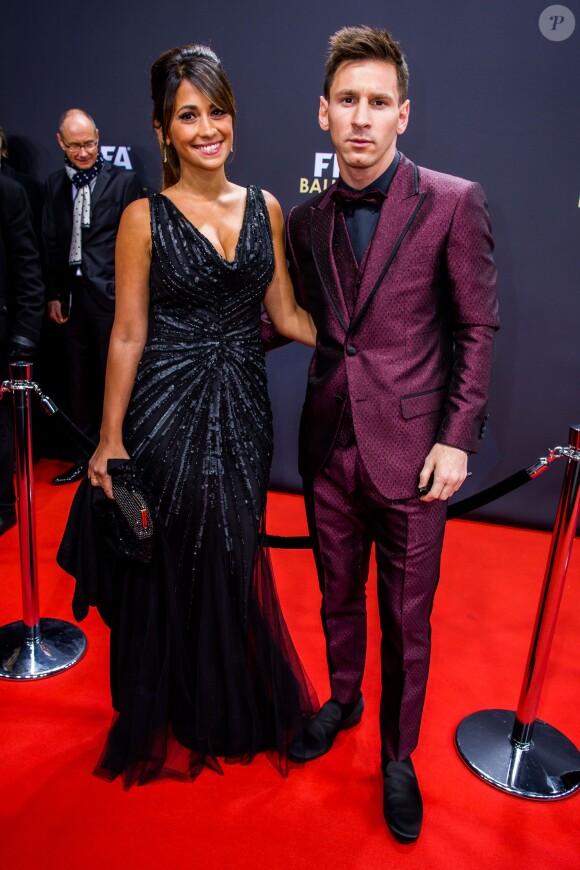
286, 26, 499, 842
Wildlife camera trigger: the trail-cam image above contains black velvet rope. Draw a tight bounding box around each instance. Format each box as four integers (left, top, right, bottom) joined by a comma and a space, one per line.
446, 469, 532, 520
48, 408, 97, 457
265, 468, 535, 549
42, 397, 536, 551
265, 534, 313, 549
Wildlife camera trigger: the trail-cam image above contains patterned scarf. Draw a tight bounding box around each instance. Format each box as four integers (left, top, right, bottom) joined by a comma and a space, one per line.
64, 154, 104, 265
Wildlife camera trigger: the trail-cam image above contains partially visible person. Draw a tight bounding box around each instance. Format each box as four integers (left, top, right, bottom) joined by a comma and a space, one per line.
0, 175, 45, 534
0, 126, 43, 238
42, 110, 142, 484
0, 128, 9, 166
58, 44, 317, 786
285, 25, 499, 843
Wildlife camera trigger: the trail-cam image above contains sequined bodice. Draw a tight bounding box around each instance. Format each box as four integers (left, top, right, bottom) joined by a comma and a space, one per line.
147, 189, 274, 347
124, 186, 275, 541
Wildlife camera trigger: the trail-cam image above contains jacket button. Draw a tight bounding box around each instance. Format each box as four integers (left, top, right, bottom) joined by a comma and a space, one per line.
335, 394, 344, 404
346, 345, 357, 356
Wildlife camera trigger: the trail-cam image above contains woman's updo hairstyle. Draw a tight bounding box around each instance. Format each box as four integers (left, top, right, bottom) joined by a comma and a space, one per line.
151, 44, 236, 188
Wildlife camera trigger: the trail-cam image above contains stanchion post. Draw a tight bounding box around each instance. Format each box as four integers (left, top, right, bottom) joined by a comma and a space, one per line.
455, 424, 580, 800
0, 361, 87, 680
11, 360, 41, 640
512, 424, 580, 746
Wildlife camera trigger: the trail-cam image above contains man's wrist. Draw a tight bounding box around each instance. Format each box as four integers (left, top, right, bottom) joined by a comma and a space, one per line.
435, 441, 470, 456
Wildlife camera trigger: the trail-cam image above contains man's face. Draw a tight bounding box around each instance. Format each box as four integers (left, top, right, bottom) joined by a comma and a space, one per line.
319, 59, 410, 186
57, 113, 99, 171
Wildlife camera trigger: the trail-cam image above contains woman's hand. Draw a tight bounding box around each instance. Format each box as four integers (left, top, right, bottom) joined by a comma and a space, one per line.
88, 440, 130, 500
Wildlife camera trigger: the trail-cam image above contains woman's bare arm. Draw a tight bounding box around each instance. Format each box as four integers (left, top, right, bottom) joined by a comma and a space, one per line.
88, 198, 151, 498
262, 192, 316, 347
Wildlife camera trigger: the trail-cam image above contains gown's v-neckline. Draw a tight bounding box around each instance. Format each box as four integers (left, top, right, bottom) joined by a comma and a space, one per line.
159, 188, 251, 266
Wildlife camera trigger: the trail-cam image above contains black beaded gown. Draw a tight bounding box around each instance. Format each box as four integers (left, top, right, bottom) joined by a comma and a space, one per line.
58, 186, 317, 787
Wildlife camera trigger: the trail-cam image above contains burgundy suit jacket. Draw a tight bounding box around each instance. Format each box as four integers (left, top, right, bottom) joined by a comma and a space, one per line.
286, 152, 499, 499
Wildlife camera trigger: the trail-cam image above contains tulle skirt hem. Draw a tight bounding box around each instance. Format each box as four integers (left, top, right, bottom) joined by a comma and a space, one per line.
92, 539, 318, 789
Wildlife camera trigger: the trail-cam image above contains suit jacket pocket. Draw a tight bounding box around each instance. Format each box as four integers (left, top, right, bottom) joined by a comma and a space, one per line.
400, 386, 446, 420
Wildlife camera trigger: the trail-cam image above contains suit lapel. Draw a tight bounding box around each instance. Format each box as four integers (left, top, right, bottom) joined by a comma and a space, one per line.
309, 187, 350, 333
90, 160, 112, 211
54, 171, 73, 238
351, 157, 426, 332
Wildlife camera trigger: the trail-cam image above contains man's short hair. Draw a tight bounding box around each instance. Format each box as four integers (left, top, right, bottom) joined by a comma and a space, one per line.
58, 108, 97, 135
323, 25, 409, 103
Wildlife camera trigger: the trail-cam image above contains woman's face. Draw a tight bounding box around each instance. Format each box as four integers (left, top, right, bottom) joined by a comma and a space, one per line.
167, 79, 233, 174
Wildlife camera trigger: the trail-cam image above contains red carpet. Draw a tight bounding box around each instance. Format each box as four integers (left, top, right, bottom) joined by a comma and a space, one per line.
0, 459, 579, 869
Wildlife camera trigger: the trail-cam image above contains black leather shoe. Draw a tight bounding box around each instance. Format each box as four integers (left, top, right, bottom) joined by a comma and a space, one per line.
0, 511, 17, 536
51, 462, 87, 486
383, 757, 423, 843
288, 695, 364, 762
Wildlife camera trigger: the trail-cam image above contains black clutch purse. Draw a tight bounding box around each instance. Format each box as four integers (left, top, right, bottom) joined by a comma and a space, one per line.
99, 459, 155, 562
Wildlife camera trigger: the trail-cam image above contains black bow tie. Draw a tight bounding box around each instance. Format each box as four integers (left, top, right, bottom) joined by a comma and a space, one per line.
331, 186, 387, 208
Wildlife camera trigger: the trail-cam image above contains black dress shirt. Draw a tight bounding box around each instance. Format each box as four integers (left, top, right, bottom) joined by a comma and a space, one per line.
339, 151, 400, 263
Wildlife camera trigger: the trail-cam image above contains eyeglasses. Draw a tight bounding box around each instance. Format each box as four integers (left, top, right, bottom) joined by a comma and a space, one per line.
60, 138, 99, 154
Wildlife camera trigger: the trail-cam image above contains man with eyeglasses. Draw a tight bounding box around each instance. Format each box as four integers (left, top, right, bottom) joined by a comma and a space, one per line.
42, 108, 142, 484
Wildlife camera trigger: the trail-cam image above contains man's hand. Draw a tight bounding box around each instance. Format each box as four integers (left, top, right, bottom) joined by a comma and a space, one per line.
418, 443, 468, 502
48, 300, 68, 324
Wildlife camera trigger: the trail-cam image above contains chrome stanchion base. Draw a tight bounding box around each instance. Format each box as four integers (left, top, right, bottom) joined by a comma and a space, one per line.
456, 709, 580, 800
0, 618, 87, 680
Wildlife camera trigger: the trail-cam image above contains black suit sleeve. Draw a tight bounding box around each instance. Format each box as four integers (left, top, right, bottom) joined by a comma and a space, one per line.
0, 177, 45, 348
120, 172, 144, 211
284, 206, 310, 310
41, 176, 65, 303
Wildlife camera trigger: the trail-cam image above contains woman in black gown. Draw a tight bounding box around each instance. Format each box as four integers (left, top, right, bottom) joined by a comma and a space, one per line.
67, 45, 318, 787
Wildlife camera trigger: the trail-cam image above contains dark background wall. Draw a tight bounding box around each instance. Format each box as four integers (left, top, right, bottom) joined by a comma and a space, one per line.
2, 1, 578, 529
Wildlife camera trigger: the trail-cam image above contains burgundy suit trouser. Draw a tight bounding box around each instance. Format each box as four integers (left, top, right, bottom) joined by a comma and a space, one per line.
303, 438, 447, 763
